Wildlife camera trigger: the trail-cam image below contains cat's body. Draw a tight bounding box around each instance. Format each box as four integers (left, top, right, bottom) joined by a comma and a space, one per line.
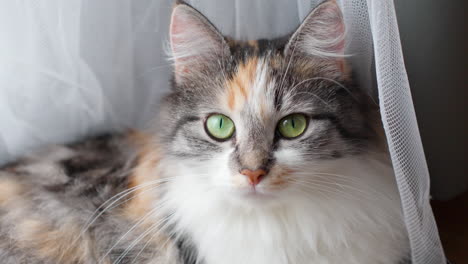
0, 1, 409, 263
0, 135, 179, 264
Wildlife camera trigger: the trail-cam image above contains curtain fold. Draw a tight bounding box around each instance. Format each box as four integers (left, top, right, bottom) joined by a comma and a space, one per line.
367, 0, 446, 263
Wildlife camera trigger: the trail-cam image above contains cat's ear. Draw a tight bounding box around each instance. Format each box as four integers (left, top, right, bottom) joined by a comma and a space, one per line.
169, 3, 230, 83
285, 0, 345, 58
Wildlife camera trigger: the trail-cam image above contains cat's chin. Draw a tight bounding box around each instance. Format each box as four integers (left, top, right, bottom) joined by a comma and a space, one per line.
238, 186, 274, 198
223, 185, 286, 208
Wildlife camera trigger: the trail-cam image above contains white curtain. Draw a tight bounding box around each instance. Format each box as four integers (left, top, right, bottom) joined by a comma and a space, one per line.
0, 0, 446, 263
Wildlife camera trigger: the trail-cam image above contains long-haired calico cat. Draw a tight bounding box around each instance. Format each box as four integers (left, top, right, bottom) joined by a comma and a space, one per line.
0, 1, 409, 263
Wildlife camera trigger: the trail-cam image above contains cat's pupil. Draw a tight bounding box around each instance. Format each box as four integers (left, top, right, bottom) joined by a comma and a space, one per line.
219, 118, 223, 128
291, 118, 296, 128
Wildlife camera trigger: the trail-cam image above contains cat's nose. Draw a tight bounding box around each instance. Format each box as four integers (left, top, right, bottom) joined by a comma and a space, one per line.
240, 169, 267, 186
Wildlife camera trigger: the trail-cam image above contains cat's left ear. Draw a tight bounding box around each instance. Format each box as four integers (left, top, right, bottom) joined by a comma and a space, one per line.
285, 0, 345, 58
169, 3, 230, 84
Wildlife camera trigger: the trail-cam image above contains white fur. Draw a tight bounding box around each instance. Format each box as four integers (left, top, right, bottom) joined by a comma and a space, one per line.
157, 150, 408, 264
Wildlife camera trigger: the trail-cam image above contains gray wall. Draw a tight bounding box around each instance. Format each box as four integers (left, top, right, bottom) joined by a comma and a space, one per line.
394, 0, 468, 200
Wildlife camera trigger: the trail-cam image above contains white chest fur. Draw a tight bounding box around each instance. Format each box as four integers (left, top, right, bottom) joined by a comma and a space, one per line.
162, 156, 409, 264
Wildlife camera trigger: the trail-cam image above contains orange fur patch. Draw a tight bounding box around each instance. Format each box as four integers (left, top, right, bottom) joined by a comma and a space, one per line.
16, 219, 94, 263
123, 132, 176, 249
259, 100, 268, 120
339, 60, 352, 81
0, 177, 23, 205
225, 57, 259, 110
247, 40, 259, 49
125, 131, 162, 222
269, 167, 295, 189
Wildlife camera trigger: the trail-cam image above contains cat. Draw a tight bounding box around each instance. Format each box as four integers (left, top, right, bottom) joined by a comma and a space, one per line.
0, 0, 410, 263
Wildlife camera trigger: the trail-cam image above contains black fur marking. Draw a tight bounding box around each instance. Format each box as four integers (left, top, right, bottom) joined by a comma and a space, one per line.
331, 151, 342, 158
310, 113, 337, 121
327, 116, 367, 140
176, 234, 199, 264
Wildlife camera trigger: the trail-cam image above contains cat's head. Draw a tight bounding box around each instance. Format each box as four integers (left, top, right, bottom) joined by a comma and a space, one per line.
158, 0, 380, 208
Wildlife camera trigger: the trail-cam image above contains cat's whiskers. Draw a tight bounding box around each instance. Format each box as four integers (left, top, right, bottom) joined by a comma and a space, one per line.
290, 76, 359, 102
68, 174, 184, 260
107, 172, 214, 263
62, 178, 175, 264
114, 180, 211, 264
288, 174, 398, 211
79, 178, 170, 234
98, 202, 168, 264
278, 35, 299, 94
310, 172, 396, 199
288, 178, 363, 202
113, 213, 173, 264
99, 174, 199, 215
286, 90, 332, 109
129, 205, 192, 264
292, 172, 374, 192
293, 187, 335, 202
289, 177, 402, 222
129, 225, 166, 264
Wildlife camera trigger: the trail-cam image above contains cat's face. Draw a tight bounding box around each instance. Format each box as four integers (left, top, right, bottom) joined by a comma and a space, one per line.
159, 1, 376, 207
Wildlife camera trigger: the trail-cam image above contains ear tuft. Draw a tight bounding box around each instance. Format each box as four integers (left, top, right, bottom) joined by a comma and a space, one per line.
169, 4, 229, 83
285, 0, 345, 58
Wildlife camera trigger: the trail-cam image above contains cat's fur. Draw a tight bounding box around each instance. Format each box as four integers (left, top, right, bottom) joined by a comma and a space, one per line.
0, 1, 409, 263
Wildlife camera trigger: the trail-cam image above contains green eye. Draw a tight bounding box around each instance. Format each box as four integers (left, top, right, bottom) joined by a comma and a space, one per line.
205, 114, 235, 140
277, 114, 308, 138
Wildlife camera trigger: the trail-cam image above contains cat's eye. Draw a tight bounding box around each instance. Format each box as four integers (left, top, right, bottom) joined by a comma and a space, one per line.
205, 114, 235, 140
277, 113, 308, 139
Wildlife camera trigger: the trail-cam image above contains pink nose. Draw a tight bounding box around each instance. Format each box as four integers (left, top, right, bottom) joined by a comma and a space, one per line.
240, 169, 267, 186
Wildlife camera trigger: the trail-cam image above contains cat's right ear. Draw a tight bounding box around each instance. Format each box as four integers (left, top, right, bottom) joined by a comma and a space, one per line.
169, 3, 230, 84
284, 0, 345, 58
